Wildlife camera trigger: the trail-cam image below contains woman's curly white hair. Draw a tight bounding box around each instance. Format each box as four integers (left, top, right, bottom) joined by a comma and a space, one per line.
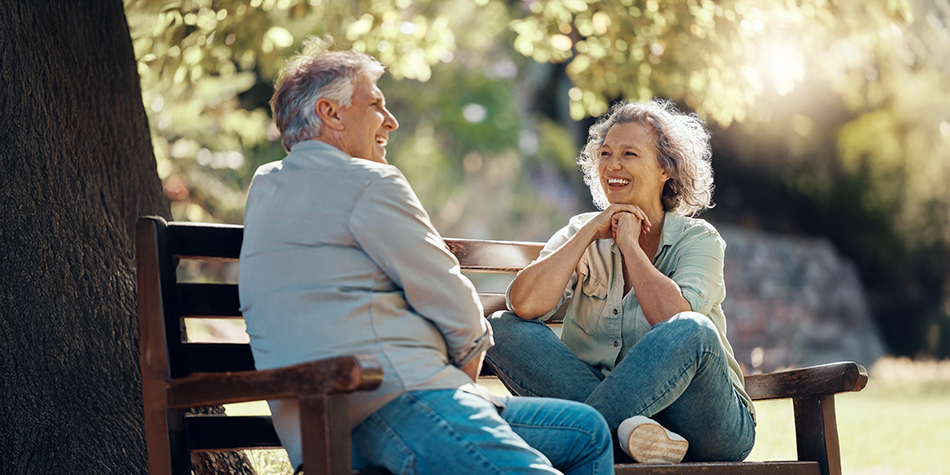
577, 99, 715, 216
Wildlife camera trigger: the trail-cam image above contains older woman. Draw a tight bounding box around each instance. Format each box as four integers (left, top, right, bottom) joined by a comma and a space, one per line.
486, 99, 755, 464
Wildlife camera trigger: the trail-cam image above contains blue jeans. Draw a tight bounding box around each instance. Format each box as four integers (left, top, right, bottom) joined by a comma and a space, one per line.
485, 311, 755, 462
351, 388, 614, 475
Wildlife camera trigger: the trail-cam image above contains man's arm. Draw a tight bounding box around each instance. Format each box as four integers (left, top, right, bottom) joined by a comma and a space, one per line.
459, 351, 485, 382
349, 169, 491, 368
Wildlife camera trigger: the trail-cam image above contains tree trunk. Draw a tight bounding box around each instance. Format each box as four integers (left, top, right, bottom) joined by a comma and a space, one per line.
0, 2, 251, 473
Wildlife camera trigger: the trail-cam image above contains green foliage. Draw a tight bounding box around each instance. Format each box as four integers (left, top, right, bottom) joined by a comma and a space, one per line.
124, 0, 950, 356
509, 0, 906, 124
124, 0, 475, 223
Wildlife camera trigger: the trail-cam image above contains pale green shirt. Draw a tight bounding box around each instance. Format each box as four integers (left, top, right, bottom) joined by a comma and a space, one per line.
509, 211, 754, 417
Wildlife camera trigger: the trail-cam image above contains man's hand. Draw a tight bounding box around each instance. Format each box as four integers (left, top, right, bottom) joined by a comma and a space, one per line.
460, 351, 485, 382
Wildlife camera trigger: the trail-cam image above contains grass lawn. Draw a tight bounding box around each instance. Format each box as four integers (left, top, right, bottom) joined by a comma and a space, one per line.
225, 357, 950, 474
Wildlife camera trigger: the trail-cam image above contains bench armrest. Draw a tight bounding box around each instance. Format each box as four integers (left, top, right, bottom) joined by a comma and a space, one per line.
166, 354, 383, 409
745, 361, 868, 401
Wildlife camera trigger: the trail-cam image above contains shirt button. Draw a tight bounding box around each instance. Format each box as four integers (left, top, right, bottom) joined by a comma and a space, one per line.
612, 308, 618, 315
613, 341, 619, 347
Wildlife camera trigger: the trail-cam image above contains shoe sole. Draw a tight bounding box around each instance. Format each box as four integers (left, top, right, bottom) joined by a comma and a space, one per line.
626, 423, 689, 464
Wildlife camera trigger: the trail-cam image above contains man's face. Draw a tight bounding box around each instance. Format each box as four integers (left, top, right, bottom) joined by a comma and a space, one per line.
335, 75, 399, 164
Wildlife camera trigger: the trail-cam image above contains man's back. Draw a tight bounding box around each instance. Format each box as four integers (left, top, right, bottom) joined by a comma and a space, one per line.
240, 140, 488, 424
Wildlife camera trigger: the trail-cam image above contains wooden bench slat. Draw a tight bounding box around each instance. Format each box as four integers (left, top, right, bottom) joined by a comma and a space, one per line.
168, 356, 383, 409
178, 343, 256, 375
185, 415, 281, 450
745, 362, 868, 401
444, 238, 542, 273
168, 222, 243, 261
177, 283, 241, 317
178, 285, 511, 320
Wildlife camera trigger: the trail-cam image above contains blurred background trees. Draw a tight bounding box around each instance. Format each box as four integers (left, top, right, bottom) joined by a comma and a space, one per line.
123, 0, 950, 358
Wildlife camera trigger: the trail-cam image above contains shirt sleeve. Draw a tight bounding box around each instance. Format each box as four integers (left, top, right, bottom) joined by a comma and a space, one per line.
348, 170, 491, 368
672, 230, 727, 316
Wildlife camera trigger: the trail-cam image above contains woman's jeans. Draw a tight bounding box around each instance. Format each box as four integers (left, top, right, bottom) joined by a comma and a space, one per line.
485, 311, 756, 462
351, 388, 615, 475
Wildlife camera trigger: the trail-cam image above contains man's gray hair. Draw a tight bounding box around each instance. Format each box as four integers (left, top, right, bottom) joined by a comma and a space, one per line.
270, 38, 385, 152
577, 99, 715, 216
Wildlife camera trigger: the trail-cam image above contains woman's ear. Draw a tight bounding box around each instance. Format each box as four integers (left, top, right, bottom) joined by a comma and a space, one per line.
315, 98, 345, 131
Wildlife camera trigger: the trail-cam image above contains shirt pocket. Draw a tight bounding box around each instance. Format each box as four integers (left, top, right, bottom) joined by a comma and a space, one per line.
571, 267, 609, 334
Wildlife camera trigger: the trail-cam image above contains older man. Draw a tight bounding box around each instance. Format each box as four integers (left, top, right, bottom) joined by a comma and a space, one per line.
238, 39, 614, 475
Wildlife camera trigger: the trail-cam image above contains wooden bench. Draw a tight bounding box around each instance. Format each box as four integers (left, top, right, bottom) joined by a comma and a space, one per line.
136, 216, 868, 475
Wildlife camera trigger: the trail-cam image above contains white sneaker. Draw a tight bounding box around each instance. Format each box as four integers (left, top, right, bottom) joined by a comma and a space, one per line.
617, 415, 688, 464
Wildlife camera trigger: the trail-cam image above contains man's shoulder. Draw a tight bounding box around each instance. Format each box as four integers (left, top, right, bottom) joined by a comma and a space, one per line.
279, 142, 406, 184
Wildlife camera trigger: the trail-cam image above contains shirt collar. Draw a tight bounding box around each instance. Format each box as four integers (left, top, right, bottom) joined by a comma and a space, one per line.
287, 140, 352, 164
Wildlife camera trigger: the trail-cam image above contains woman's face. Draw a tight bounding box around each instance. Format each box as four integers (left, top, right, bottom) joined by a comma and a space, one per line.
597, 121, 669, 208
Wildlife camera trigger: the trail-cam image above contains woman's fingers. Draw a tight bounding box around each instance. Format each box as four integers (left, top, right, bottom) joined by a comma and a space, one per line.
607, 205, 651, 232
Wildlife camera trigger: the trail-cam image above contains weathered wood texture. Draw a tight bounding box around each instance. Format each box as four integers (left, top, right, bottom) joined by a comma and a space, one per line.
137, 218, 868, 475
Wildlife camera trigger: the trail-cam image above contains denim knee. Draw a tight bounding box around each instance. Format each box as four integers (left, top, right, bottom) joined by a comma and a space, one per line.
487, 310, 546, 337
658, 311, 721, 353
577, 404, 613, 451
551, 400, 613, 466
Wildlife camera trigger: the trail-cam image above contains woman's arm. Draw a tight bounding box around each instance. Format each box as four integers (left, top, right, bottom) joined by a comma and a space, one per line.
613, 213, 691, 326
509, 204, 651, 319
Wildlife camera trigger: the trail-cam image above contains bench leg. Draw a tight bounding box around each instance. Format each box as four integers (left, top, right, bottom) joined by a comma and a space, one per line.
300, 394, 351, 475
793, 394, 841, 475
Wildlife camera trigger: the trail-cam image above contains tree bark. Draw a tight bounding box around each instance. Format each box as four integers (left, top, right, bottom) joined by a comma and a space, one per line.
0, 2, 250, 473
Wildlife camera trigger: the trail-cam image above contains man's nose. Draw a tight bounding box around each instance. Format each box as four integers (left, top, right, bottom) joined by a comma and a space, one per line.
384, 108, 399, 131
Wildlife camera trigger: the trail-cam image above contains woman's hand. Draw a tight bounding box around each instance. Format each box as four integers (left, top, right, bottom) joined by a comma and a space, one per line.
584, 204, 651, 244
611, 210, 647, 255
508, 205, 646, 320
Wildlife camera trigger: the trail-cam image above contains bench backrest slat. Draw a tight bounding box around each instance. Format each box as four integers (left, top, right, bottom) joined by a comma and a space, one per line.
167, 222, 243, 261
156, 221, 542, 379
177, 283, 242, 318
179, 343, 256, 374
184, 415, 282, 450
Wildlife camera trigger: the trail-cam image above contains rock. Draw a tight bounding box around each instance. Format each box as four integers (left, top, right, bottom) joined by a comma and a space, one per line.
717, 224, 886, 373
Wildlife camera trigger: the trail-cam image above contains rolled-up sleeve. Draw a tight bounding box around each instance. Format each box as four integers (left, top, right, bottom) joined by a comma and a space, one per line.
504, 221, 578, 322
348, 171, 491, 367
673, 231, 726, 315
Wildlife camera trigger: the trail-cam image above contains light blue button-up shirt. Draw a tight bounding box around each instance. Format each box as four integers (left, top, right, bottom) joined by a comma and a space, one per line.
239, 141, 492, 468
509, 211, 753, 416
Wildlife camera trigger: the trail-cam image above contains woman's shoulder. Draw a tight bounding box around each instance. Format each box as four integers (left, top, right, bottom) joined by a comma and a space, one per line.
675, 213, 720, 234
667, 213, 725, 248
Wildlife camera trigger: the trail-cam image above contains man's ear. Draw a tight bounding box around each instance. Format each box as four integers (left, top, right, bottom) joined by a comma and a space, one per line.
315, 98, 345, 131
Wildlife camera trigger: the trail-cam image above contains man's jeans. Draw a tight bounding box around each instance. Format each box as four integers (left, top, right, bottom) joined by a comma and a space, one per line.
485, 311, 755, 462
352, 388, 614, 475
